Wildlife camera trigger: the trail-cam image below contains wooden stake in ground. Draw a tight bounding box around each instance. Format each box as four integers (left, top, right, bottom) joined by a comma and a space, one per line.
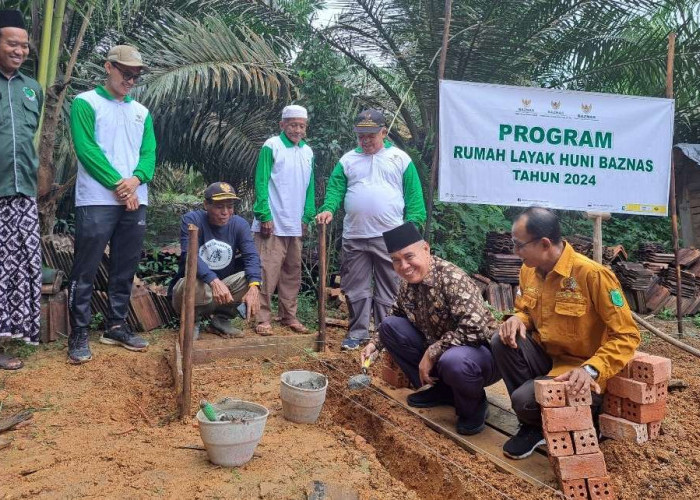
665, 33, 683, 337
317, 223, 327, 351
179, 224, 199, 419
585, 212, 610, 264
423, 0, 454, 242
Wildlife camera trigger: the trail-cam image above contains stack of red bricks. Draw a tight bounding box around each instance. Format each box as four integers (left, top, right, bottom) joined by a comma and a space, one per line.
536, 379, 615, 499
600, 352, 671, 444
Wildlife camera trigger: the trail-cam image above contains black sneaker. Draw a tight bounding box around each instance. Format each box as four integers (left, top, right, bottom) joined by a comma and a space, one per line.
407, 383, 454, 408
456, 393, 489, 435
503, 424, 545, 460
68, 327, 92, 364
100, 323, 149, 352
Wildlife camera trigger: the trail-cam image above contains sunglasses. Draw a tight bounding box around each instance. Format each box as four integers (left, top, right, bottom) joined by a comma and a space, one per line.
111, 62, 142, 83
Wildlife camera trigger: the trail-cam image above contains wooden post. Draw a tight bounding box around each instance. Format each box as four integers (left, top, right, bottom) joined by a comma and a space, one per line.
585, 212, 610, 264
317, 223, 327, 351
665, 33, 683, 337
423, 0, 454, 242
179, 224, 199, 419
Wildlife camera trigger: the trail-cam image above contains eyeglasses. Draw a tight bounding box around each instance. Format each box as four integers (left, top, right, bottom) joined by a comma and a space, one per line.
111, 63, 142, 83
512, 237, 542, 251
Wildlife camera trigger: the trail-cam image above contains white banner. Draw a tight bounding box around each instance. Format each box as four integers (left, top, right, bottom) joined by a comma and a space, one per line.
438, 81, 675, 216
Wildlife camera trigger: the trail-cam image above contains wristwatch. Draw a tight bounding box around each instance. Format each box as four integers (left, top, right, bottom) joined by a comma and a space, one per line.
582, 364, 599, 380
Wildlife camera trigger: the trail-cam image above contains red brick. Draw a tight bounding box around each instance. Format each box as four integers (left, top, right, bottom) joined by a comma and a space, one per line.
619, 351, 649, 378
566, 384, 593, 407
560, 478, 588, 499
381, 354, 410, 389
572, 428, 600, 455
599, 414, 648, 444
606, 376, 656, 404
542, 406, 593, 433
553, 451, 607, 480
654, 382, 668, 402
647, 420, 663, 440
603, 394, 622, 417
621, 399, 666, 424
630, 355, 672, 384
545, 430, 574, 457
587, 476, 617, 499
534, 379, 567, 407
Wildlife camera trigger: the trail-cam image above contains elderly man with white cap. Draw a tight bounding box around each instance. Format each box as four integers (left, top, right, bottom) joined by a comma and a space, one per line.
67, 45, 156, 364
252, 104, 316, 335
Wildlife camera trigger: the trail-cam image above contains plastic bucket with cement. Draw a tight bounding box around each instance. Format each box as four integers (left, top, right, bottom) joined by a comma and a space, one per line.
196, 399, 269, 467
280, 370, 328, 424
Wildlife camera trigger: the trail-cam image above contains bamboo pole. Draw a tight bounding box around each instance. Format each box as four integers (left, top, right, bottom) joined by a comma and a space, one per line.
45, 0, 67, 91
632, 312, 700, 358
179, 224, 199, 419
423, 0, 453, 242
665, 33, 683, 337
317, 223, 327, 351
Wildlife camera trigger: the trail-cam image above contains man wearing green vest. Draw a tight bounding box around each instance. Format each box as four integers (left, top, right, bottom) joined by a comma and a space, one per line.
67, 45, 156, 364
252, 105, 315, 335
317, 109, 426, 350
0, 10, 43, 370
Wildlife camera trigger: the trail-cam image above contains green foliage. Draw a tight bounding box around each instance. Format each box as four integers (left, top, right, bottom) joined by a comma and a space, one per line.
430, 203, 511, 273
656, 307, 674, 320
3, 340, 38, 360
89, 312, 105, 331
692, 315, 700, 329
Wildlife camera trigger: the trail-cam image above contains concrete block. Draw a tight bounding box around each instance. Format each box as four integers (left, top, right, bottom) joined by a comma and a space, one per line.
572, 428, 600, 455
534, 379, 567, 407
545, 430, 574, 457
630, 355, 672, 385
603, 394, 622, 417
542, 406, 593, 433
621, 399, 666, 424
599, 414, 648, 444
553, 451, 607, 480
560, 478, 588, 499
587, 476, 616, 499
606, 376, 656, 404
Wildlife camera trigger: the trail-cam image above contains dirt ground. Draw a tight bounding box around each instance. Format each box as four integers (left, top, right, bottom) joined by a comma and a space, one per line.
1, 319, 699, 500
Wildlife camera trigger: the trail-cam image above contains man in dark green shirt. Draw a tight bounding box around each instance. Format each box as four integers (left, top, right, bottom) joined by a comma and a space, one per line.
0, 10, 44, 370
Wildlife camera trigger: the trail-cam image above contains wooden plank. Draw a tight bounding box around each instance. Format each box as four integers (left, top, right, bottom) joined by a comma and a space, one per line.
171, 341, 183, 407
374, 381, 558, 489
192, 334, 319, 364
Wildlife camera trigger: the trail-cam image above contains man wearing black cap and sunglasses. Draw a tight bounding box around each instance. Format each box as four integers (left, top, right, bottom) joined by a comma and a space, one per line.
361, 222, 501, 435
0, 9, 43, 370
67, 45, 156, 364
316, 109, 426, 351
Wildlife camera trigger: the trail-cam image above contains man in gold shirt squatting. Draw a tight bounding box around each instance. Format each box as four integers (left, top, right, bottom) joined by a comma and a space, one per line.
491, 207, 640, 460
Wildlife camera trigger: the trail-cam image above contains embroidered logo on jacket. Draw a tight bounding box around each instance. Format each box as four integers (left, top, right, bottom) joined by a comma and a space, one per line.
22, 87, 37, 101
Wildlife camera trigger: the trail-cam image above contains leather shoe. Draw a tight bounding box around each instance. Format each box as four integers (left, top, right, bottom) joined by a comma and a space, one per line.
407, 383, 454, 408
456, 394, 489, 435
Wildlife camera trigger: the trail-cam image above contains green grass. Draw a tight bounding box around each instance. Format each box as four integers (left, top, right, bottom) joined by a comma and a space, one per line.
2, 340, 38, 359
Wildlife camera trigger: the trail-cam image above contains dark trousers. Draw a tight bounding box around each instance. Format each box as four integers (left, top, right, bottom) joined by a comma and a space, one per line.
69, 205, 146, 329
490, 333, 603, 427
379, 316, 501, 416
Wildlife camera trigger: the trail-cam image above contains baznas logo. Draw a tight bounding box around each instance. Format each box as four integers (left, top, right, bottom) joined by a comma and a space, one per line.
22, 87, 37, 101
522, 99, 531, 107
551, 101, 561, 110
581, 103, 593, 114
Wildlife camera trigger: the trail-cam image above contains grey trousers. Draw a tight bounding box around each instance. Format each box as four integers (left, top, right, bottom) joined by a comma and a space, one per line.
69, 205, 146, 330
341, 236, 399, 340
490, 333, 603, 427
171, 271, 248, 316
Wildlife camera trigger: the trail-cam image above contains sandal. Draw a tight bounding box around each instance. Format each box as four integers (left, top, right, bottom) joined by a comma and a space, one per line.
284, 322, 309, 334
255, 323, 273, 336
0, 353, 23, 370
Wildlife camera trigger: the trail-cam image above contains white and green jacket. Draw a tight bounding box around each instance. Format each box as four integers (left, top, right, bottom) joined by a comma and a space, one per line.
70, 86, 156, 207
319, 140, 426, 239
252, 132, 315, 237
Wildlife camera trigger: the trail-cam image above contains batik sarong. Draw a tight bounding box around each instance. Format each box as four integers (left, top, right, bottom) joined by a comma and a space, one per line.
0, 195, 41, 344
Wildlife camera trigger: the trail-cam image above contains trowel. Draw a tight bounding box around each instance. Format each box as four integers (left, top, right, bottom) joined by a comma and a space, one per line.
347, 351, 378, 390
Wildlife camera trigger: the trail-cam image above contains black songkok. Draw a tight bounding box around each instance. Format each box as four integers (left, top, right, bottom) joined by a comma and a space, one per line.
382, 222, 423, 254
0, 10, 25, 30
